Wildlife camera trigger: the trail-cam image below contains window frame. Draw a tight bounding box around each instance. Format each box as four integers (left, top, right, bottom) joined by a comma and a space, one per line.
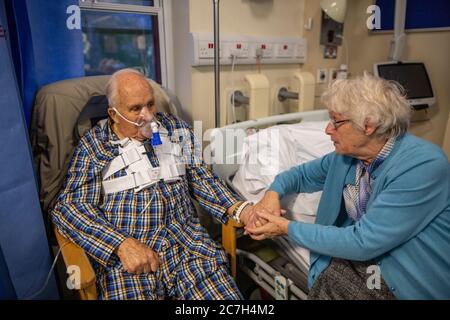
78, 0, 174, 90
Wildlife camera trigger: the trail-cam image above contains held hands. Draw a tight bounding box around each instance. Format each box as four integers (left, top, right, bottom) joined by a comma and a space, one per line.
239, 190, 289, 240
245, 208, 290, 240
116, 238, 160, 274
241, 190, 283, 230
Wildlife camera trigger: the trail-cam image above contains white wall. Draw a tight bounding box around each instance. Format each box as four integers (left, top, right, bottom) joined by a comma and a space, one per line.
171, 0, 192, 123
170, 0, 450, 156
172, 0, 312, 129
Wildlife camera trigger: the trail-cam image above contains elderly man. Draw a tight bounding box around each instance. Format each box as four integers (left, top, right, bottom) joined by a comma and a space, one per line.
247, 73, 450, 300
52, 69, 255, 300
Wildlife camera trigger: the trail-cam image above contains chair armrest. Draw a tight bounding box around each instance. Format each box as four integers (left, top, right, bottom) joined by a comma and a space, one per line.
225, 219, 244, 229
221, 219, 243, 278
53, 227, 96, 290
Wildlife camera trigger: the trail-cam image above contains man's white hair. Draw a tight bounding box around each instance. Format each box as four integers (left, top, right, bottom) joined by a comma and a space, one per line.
322, 72, 413, 138
106, 68, 148, 109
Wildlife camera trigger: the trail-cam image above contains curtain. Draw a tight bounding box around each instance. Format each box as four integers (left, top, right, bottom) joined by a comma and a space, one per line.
5, 0, 84, 127
0, 246, 16, 300
0, 0, 59, 299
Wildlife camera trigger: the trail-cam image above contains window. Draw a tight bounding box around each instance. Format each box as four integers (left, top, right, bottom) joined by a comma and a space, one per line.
79, 0, 171, 85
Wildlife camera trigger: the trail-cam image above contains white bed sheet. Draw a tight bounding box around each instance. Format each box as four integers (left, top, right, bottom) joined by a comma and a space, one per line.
232, 120, 334, 267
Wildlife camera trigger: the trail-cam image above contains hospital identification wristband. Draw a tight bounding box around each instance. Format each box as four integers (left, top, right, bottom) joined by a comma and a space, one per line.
232, 201, 253, 224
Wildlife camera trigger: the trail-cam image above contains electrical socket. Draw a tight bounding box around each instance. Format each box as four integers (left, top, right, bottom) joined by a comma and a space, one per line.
276, 43, 294, 58
317, 68, 328, 84
254, 43, 274, 58
329, 68, 338, 82
255, 47, 264, 59
198, 41, 215, 59
229, 42, 249, 58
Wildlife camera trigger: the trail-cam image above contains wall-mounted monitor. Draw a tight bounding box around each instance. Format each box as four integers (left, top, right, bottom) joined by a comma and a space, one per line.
374, 62, 435, 110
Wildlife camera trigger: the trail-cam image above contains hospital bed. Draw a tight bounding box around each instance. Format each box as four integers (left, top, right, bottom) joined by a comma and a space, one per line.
209, 109, 331, 300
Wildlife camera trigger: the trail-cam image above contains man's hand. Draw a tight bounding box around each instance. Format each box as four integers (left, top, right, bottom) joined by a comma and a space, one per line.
116, 238, 160, 274
239, 205, 258, 228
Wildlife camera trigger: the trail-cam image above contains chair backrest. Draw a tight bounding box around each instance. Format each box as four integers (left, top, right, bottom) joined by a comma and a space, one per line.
31, 75, 180, 216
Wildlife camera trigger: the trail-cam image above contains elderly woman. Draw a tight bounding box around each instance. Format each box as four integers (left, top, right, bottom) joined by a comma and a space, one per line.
246, 73, 450, 300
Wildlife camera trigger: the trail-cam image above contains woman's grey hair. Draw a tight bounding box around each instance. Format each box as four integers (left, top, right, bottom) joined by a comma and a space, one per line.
106, 68, 146, 109
322, 72, 413, 138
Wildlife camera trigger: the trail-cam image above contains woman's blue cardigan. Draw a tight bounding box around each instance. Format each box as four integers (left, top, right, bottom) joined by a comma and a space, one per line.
269, 134, 450, 299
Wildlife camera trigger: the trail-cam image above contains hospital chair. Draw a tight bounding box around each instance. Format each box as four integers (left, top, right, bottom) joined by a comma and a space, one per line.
30, 75, 183, 300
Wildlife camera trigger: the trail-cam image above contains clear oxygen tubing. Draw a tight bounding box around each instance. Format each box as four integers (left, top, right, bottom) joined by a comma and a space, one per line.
24, 241, 70, 300
113, 107, 154, 139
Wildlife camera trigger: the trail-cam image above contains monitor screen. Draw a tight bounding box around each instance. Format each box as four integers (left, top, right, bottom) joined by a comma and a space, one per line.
376, 63, 433, 99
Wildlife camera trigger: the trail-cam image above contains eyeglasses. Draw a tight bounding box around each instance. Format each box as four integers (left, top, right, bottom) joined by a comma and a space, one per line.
329, 118, 351, 130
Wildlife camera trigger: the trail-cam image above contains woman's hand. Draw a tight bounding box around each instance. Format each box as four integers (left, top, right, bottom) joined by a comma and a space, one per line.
245, 208, 290, 240
254, 190, 282, 216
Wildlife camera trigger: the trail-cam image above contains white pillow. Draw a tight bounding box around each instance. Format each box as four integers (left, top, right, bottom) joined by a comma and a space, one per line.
232, 120, 334, 222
